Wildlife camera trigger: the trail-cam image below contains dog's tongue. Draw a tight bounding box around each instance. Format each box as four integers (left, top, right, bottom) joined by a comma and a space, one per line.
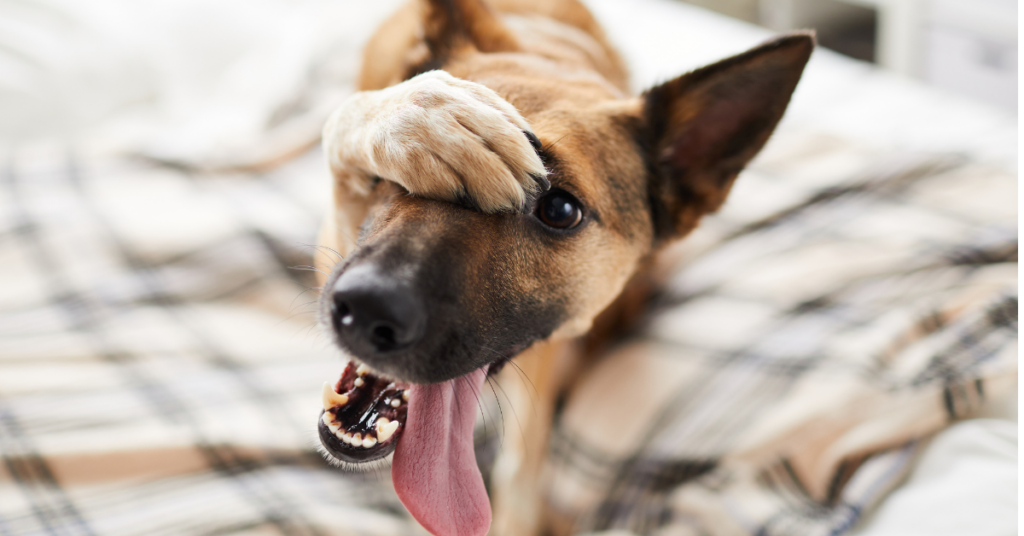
392, 367, 490, 536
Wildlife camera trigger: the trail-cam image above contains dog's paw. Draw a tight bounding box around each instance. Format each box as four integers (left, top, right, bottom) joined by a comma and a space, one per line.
323, 70, 547, 213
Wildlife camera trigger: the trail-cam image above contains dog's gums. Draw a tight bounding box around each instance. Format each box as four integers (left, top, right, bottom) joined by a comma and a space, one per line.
318, 361, 408, 463
319, 357, 514, 465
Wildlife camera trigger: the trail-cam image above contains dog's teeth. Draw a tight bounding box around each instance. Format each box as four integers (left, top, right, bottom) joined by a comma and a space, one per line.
361, 436, 377, 448
334, 429, 346, 440
390, 399, 401, 408
376, 419, 399, 442
344, 432, 356, 445
322, 414, 341, 434
402, 391, 409, 402
356, 364, 370, 376
354, 377, 364, 387
322, 382, 349, 410
321, 413, 342, 434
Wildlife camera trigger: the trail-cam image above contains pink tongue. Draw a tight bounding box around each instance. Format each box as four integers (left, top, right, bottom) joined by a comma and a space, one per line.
392, 368, 491, 536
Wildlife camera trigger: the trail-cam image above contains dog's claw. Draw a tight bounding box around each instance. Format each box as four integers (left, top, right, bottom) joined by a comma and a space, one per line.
518, 173, 550, 213
532, 173, 551, 192
525, 131, 543, 152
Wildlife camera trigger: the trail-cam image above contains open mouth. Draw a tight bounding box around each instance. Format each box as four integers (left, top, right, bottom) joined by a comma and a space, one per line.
317, 359, 494, 536
318, 361, 409, 463
317, 357, 514, 464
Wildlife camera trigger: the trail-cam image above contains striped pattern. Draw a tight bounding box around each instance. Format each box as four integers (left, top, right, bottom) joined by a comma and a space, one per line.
0, 147, 411, 536
0, 126, 1016, 536
541, 130, 1017, 535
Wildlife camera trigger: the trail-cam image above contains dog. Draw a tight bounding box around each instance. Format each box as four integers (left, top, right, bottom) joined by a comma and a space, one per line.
312, 1, 812, 535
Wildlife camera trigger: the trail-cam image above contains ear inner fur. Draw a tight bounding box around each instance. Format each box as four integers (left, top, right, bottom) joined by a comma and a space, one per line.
641, 33, 815, 242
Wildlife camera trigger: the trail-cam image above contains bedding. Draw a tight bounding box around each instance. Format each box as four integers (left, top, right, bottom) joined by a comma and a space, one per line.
0, 0, 1015, 535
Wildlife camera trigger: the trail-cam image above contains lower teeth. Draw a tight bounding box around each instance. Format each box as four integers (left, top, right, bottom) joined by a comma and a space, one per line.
320, 361, 408, 451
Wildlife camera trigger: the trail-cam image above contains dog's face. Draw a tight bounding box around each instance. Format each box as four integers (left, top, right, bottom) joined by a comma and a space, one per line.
321, 105, 653, 384
320, 36, 813, 387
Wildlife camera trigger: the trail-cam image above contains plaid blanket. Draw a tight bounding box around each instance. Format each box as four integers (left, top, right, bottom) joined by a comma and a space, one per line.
0, 145, 410, 535
541, 130, 1018, 535
0, 125, 1016, 536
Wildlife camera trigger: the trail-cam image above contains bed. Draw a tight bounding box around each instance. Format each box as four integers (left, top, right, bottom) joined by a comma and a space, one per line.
0, 0, 1015, 534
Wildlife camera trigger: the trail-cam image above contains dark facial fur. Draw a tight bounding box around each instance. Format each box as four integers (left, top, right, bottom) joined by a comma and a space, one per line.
321, 181, 587, 384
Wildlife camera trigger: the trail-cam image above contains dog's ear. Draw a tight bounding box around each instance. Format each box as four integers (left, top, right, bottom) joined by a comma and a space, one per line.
420, 0, 519, 60
639, 33, 814, 242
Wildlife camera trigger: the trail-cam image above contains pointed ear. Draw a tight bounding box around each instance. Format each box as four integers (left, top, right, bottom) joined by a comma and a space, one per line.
640, 32, 814, 241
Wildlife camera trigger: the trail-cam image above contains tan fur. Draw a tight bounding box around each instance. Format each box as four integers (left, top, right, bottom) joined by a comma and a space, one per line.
316, 1, 812, 534
322, 71, 546, 225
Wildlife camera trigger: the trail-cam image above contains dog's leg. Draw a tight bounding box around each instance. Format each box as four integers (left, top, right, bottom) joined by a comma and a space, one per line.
490, 339, 580, 536
322, 70, 546, 236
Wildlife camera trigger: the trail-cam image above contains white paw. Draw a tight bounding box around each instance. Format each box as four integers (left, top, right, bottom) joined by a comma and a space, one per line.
323, 70, 547, 213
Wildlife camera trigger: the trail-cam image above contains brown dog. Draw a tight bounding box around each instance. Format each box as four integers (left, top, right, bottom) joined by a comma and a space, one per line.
313, 1, 812, 535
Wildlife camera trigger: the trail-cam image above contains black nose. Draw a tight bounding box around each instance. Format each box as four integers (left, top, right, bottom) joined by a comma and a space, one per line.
330, 264, 425, 355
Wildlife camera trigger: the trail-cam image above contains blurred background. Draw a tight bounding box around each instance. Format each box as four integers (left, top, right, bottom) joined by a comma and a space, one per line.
680, 0, 1017, 111
0, 0, 1015, 153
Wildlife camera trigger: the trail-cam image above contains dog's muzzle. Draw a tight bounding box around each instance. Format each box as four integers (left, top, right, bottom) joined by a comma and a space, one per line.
330, 263, 426, 357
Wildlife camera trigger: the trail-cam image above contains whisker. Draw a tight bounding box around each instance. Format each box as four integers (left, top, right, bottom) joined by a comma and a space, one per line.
508, 359, 541, 401
275, 303, 320, 329
287, 299, 320, 314
276, 310, 319, 327
469, 343, 542, 438
465, 373, 490, 437
289, 265, 330, 277
489, 374, 526, 447
301, 323, 321, 340
504, 360, 543, 427
542, 133, 571, 152
295, 242, 345, 263
287, 287, 323, 311
485, 376, 506, 448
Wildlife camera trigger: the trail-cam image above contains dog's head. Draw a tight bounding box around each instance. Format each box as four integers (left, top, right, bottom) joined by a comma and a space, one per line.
320, 35, 813, 384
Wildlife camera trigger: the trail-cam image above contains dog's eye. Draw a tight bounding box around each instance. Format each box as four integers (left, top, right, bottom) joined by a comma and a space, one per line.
536, 190, 583, 229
